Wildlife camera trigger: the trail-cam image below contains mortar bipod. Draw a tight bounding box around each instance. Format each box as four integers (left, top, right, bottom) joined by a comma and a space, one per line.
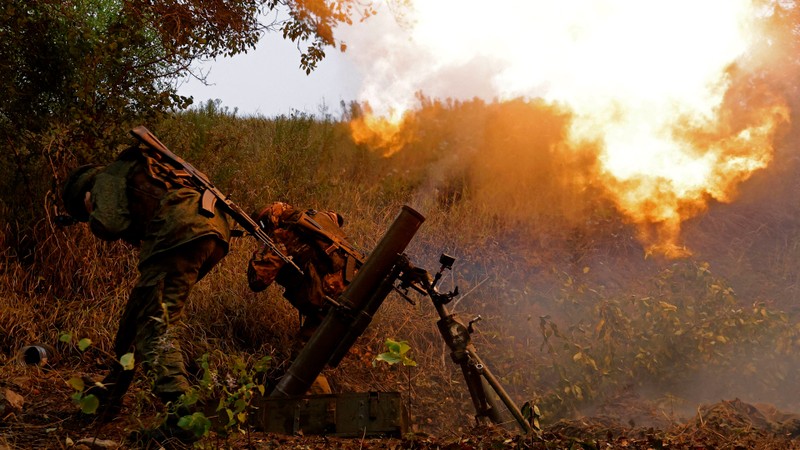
395, 254, 533, 434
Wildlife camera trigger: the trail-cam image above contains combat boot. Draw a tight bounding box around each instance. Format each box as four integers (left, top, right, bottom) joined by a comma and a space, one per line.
308, 374, 332, 395
81, 369, 134, 420
127, 404, 201, 449
81, 379, 116, 418
127, 424, 199, 450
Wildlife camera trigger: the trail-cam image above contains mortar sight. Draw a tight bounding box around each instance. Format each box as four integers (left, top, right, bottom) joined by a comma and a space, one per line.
439, 253, 455, 270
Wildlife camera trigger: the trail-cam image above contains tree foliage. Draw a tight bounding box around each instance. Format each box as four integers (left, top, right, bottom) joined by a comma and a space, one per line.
0, 0, 372, 254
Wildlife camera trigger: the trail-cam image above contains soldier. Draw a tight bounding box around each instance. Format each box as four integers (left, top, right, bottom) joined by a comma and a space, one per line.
247, 202, 362, 394
62, 142, 231, 441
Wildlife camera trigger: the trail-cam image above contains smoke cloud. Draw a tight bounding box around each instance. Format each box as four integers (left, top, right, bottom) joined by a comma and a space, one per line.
337, 0, 792, 255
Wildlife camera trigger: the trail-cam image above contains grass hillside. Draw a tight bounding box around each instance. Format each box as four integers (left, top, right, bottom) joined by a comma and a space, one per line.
2, 98, 800, 447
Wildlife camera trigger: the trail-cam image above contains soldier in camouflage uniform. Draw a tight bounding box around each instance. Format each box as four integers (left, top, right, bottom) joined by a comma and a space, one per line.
247, 202, 362, 393
62, 144, 232, 418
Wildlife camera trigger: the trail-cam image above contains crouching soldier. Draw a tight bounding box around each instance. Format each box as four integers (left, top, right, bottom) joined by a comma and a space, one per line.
247, 202, 363, 394
62, 138, 231, 443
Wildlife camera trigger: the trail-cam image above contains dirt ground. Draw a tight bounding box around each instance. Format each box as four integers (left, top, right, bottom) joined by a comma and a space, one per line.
3, 361, 800, 450
0, 356, 800, 450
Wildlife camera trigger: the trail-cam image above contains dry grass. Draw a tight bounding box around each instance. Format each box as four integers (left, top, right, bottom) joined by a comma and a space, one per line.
3, 100, 800, 435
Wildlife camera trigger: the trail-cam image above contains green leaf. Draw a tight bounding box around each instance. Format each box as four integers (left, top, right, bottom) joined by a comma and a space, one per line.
254, 356, 272, 373
374, 352, 402, 366
80, 394, 99, 414
67, 377, 85, 392
59, 332, 73, 344
374, 338, 417, 366
177, 412, 212, 438
386, 341, 401, 353
180, 389, 200, 406
119, 352, 135, 370
385, 338, 412, 356
233, 398, 247, 414
78, 338, 92, 351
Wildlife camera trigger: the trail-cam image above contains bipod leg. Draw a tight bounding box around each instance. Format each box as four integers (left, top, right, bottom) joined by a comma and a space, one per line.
430, 283, 531, 433
459, 360, 502, 424
458, 358, 503, 425
467, 347, 533, 434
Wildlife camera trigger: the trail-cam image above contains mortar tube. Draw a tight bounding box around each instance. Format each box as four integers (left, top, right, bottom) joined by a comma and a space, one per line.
326, 266, 401, 367
271, 205, 425, 398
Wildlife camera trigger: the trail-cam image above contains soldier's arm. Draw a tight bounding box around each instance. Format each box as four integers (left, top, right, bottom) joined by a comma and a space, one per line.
247, 244, 286, 292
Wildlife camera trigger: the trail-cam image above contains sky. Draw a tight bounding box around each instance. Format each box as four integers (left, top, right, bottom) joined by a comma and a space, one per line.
176, 28, 364, 118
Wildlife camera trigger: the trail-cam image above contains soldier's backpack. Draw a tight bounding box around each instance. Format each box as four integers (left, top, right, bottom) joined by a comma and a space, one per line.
284, 209, 363, 284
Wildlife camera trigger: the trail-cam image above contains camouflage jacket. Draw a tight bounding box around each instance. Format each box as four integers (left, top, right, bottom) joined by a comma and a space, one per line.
87, 146, 232, 266
247, 204, 358, 317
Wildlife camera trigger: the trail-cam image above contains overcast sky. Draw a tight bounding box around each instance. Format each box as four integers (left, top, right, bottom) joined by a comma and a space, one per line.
175, 1, 760, 124
176, 31, 364, 118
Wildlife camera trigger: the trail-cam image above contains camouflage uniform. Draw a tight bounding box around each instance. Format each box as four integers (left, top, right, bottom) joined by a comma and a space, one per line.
247, 202, 360, 391
64, 145, 231, 406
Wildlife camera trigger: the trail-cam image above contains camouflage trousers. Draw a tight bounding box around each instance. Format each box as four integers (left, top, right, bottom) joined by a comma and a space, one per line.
102, 236, 226, 405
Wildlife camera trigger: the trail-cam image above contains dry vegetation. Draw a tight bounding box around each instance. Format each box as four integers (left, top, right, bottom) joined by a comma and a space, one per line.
3, 99, 800, 448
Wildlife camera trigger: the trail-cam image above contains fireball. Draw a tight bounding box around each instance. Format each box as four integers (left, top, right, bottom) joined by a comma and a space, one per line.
342, 0, 790, 256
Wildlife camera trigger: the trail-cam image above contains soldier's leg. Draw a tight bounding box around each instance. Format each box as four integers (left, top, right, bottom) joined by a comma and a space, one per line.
135, 236, 226, 404
297, 313, 332, 395
87, 269, 162, 413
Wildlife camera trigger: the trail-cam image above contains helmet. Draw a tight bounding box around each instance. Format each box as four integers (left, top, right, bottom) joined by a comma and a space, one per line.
62, 164, 103, 222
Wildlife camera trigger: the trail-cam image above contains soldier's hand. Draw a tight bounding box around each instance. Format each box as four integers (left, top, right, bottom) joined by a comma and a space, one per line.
84, 191, 93, 214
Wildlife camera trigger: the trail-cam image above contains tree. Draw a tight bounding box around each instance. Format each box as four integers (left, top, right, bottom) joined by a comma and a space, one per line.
0, 0, 372, 254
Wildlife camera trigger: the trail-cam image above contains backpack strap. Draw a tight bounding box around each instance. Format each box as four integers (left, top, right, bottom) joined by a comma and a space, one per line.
286, 210, 364, 283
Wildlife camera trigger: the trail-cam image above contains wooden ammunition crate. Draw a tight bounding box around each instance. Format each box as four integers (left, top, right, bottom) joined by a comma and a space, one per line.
253, 391, 407, 437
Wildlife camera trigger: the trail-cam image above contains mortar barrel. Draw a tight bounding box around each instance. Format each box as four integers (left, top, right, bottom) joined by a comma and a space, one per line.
271, 205, 425, 398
